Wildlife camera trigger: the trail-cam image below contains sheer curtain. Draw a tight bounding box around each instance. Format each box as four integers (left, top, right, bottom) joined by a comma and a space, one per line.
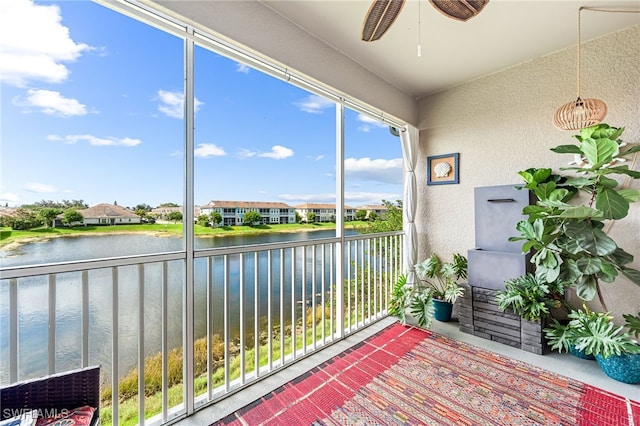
400, 125, 418, 283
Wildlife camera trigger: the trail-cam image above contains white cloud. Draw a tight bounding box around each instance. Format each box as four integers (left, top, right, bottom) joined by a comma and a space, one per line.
47, 134, 142, 147
24, 182, 58, 193
293, 95, 334, 114
344, 191, 401, 205
278, 193, 335, 203
277, 191, 400, 206
156, 90, 203, 119
307, 154, 325, 161
16, 89, 87, 117
0, 192, 20, 203
345, 157, 402, 184
236, 63, 250, 74
258, 145, 294, 160
195, 143, 226, 158
358, 113, 387, 128
356, 114, 388, 133
0, 0, 92, 87
238, 149, 257, 159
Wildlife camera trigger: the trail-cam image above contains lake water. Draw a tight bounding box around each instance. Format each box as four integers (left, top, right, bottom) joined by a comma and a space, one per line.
0, 229, 358, 382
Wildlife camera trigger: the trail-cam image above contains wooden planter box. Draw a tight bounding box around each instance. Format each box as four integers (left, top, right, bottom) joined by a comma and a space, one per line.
459, 283, 547, 355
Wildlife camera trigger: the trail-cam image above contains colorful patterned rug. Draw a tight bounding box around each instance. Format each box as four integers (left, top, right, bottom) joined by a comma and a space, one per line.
214, 323, 640, 425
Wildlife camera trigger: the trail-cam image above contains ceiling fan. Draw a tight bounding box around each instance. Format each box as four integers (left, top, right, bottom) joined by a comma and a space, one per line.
361, 0, 490, 42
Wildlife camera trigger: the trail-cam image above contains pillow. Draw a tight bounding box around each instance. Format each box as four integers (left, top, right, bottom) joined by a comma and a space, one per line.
35, 406, 95, 426
0, 410, 38, 426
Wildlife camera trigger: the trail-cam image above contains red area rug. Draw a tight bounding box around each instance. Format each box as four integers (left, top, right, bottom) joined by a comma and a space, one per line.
214, 323, 640, 425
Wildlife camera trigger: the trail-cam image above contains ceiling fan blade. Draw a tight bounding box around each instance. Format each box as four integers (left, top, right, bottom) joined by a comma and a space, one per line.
361, 0, 406, 42
429, 0, 489, 22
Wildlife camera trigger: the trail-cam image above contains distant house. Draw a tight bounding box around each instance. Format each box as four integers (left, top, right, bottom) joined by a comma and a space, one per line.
295, 203, 356, 223
200, 201, 296, 226
54, 203, 141, 227
358, 204, 388, 220
150, 205, 201, 221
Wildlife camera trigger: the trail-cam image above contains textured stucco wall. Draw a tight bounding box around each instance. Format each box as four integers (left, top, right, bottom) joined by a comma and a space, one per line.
416, 25, 640, 319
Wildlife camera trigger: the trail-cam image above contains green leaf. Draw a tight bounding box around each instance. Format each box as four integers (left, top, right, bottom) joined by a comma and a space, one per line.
551, 144, 582, 154
622, 145, 640, 155
596, 187, 629, 220
618, 188, 640, 203
621, 267, 640, 285
532, 168, 552, 183
576, 257, 602, 275
557, 205, 603, 220
532, 182, 557, 201
515, 220, 537, 240
602, 165, 640, 179
576, 226, 617, 256
549, 189, 569, 202
597, 260, 618, 283
410, 290, 434, 329
575, 275, 597, 301
532, 218, 544, 240
623, 313, 640, 339
518, 170, 534, 184
607, 247, 634, 266
581, 137, 619, 166
541, 249, 559, 269
521, 240, 537, 254
597, 176, 620, 189
563, 177, 594, 188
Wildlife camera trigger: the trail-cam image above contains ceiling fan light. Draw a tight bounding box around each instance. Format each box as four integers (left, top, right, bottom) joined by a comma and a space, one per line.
552, 97, 608, 130
429, 0, 489, 22
361, 0, 405, 42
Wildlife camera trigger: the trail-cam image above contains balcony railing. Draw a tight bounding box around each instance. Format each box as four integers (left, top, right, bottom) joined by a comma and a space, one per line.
0, 231, 402, 425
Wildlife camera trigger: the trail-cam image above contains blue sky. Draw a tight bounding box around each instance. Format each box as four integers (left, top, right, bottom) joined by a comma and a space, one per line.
0, 0, 403, 209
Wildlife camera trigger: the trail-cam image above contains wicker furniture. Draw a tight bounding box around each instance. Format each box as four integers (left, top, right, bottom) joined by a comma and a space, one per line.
0, 366, 100, 425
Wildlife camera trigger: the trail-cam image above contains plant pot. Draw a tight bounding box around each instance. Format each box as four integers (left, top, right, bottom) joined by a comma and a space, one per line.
595, 352, 640, 384
433, 299, 453, 322
569, 344, 595, 360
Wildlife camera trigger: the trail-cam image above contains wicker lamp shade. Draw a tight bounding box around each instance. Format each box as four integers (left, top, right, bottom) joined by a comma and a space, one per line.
552, 97, 608, 131
552, 7, 610, 131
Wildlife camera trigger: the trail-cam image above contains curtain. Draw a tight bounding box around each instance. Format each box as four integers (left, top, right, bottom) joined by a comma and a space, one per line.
400, 125, 418, 284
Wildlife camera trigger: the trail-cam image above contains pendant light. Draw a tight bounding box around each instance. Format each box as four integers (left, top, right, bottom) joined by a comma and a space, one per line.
552, 7, 607, 131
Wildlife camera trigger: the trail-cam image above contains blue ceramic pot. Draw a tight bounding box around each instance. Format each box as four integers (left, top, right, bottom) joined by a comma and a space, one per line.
433, 299, 453, 322
595, 352, 640, 384
569, 344, 595, 360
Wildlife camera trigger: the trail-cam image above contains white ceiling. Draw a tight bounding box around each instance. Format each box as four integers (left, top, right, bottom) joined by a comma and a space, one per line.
259, 0, 640, 99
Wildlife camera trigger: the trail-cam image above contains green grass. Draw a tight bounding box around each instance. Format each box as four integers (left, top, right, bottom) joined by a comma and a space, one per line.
99, 306, 341, 426
0, 222, 367, 248
100, 293, 391, 426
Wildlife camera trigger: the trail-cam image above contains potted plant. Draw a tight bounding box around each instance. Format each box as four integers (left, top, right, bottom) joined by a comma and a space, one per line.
389, 253, 467, 328
509, 124, 640, 310
413, 252, 467, 324
545, 307, 640, 383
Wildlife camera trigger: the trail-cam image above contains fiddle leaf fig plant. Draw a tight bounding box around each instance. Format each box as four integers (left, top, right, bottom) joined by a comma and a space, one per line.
510, 124, 640, 309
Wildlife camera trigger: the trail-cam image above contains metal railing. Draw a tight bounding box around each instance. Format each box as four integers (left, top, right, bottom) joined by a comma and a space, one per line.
0, 231, 402, 425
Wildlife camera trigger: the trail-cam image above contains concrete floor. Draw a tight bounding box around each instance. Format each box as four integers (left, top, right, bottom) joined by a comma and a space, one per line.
180, 316, 639, 425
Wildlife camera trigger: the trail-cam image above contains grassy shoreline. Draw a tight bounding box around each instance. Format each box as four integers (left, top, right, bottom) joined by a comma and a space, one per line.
0, 221, 363, 251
